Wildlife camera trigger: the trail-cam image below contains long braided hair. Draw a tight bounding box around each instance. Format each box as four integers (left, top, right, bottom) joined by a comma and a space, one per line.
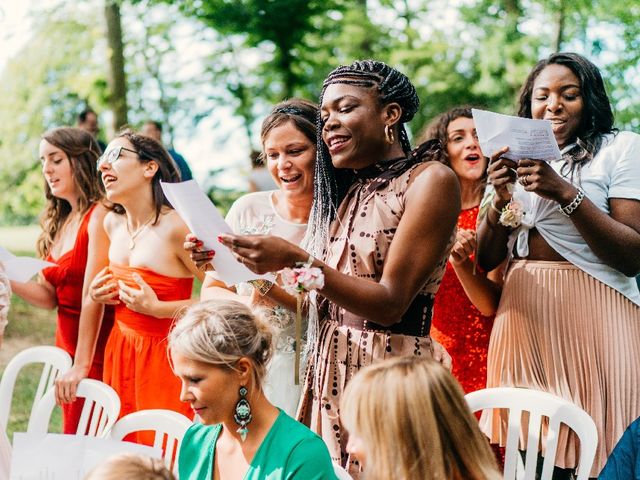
305, 60, 420, 257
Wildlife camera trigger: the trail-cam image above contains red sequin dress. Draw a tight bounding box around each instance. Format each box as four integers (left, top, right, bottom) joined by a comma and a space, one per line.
431, 205, 494, 394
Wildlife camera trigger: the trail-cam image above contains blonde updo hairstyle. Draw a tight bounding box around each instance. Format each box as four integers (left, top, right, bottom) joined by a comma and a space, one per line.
341, 356, 502, 480
168, 299, 274, 389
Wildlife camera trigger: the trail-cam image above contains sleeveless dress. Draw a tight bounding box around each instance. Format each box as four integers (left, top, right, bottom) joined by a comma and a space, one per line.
42, 204, 114, 433
297, 158, 454, 477
431, 205, 495, 393
224, 191, 307, 417
103, 264, 193, 442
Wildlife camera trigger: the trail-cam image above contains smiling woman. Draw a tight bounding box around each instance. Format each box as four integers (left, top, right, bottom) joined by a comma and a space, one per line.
477, 52, 640, 477
89, 131, 204, 438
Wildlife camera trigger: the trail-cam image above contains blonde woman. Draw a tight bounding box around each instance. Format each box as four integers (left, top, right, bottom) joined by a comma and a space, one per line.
341, 356, 502, 480
84, 453, 175, 480
169, 300, 336, 480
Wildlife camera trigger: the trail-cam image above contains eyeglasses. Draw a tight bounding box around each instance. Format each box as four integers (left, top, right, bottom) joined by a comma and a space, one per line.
97, 146, 142, 169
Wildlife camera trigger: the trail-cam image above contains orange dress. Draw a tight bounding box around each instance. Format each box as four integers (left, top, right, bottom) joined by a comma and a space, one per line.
103, 264, 193, 433
42, 204, 114, 433
431, 205, 495, 394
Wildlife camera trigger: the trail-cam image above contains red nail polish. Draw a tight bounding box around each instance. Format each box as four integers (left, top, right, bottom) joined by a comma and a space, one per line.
208, 251, 215, 257
217, 235, 223, 242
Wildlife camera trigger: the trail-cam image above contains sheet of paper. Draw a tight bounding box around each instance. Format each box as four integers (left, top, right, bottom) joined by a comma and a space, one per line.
0, 246, 56, 283
10, 432, 161, 479
472, 108, 562, 161
161, 180, 274, 286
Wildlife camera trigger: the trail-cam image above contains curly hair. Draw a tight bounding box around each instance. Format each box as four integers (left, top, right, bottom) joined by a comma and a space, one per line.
109, 130, 181, 224
306, 60, 420, 256
518, 52, 617, 178
37, 127, 105, 258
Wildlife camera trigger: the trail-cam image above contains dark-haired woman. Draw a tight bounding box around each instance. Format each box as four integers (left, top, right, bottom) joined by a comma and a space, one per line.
10, 127, 114, 433
419, 107, 502, 395
89, 131, 203, 429
188, 99, 318, 417
477, 52, 640, 477
217, 60, 459, 476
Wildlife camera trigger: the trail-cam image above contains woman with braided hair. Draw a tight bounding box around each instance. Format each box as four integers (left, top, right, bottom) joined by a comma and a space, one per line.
217, 60, 459, 476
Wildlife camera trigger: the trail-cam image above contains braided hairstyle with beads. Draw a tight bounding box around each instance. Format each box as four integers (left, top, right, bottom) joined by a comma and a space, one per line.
305, 60, 420, 257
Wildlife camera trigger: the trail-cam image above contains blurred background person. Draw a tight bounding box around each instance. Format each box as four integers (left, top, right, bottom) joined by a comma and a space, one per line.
140, 120, 193, 181
341, 356, 502, 480
77, 108, 107, 152
247, 150, 277, 192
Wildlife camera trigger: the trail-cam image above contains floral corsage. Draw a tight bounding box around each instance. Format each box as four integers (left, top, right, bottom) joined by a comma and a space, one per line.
498, 199, 525, 228
279, 260, 325, 384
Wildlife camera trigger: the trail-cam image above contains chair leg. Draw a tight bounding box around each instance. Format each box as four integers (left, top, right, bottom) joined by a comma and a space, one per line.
518, 450, 577, 480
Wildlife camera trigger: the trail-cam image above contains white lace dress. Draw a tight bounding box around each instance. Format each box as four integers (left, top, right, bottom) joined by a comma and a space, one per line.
223, 191, 307, 416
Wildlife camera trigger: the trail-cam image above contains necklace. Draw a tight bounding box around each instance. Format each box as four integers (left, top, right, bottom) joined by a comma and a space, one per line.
126, 214, 155, 250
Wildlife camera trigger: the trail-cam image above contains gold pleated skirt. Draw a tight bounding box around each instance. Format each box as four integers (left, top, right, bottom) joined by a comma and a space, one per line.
480, 260, 640, 477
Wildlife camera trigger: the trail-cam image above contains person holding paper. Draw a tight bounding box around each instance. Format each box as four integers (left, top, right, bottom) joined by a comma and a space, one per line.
10, 127, 114, 433
171, 299, 336, 480
415, 106, 503, 395
187, 99, 317, 417
90, 130, 204, 431
216, 60, 458, 476
477, 52, 640, 477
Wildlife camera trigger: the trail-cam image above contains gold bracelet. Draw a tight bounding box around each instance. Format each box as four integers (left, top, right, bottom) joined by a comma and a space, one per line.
249, 279, 274, 296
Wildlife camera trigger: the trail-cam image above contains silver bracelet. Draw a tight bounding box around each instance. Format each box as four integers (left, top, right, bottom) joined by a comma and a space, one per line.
558, 187, 585, 217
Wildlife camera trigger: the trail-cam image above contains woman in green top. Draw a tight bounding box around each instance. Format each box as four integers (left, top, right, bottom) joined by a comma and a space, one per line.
170, 299, 337, 480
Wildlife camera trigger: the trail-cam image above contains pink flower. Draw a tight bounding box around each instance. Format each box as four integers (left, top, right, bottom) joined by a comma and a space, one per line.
279, 266, 325, 296
499, 199, 525, 228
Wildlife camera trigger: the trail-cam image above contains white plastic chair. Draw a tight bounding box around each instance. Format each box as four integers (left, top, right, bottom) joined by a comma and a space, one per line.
0, 345, 72, 432
27, 378, 120, 437
333, 462, 353, 480
465, 387, 598, 480
108, 409, 192, 474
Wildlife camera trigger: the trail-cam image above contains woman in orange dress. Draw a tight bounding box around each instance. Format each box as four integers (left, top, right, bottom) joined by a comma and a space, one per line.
10, 127, 113, 433
89, 131, 203, 426
419, 107, 502, 394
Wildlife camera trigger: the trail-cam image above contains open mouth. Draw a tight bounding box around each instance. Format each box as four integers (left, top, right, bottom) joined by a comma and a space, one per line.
464, 154, 481, 162
280, 173, 302, 184
327, 135, 350, 153
102, 174, 117, 188
47, 178, 60, 187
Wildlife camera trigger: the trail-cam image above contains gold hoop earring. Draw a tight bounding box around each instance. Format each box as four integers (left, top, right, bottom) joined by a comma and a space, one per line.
384, 125, 395, 145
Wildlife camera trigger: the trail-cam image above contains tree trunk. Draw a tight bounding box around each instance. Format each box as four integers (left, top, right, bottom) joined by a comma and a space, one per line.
105, 1, 128, 132
553, 0, 565, 52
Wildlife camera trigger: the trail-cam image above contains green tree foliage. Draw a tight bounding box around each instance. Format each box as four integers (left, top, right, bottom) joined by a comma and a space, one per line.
0, 6, 107, 224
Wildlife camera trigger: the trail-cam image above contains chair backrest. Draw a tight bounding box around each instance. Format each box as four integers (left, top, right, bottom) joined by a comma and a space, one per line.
108, 409, 192, 475
27, 378, 120, 437
333, 462, 353, 480
465, 387, 598, 480
0, 346, 72, 431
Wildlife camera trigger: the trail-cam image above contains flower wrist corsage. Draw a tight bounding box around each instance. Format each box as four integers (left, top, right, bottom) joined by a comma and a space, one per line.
498, 199, 525, 228
278, 256, 325, 385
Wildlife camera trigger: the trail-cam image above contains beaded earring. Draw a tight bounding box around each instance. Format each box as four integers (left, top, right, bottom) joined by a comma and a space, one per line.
234, 386, 252, 441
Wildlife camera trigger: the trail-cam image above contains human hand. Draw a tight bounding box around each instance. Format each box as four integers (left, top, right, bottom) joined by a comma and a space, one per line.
184, 233, 215, 272
449, 229, 476, 265
487, 147, 517, 205
516, 159, 577, 204
118, 273, 159, 316
432, 339, 453, 371
89, 267, 120, 305
217, 233, 305, 275
55, 364, 90, 404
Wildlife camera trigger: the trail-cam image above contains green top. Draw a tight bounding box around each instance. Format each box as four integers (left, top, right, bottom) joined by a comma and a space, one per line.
178, 409, 337, 480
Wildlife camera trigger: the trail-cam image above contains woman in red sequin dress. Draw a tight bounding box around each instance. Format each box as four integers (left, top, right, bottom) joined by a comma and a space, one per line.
419, 107, 503, 394
10, 128, 114, 433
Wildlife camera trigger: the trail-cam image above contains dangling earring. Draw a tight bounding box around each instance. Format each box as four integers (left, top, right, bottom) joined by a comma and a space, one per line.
234, 386, 252, 441
384, 124, 395, 145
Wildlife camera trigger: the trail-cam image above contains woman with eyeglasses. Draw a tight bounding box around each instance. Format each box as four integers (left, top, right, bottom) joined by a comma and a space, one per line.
89, 131, 203, 435
10, 127, 114, 433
